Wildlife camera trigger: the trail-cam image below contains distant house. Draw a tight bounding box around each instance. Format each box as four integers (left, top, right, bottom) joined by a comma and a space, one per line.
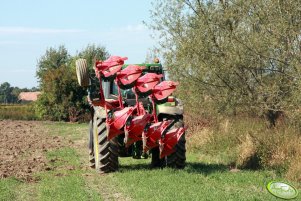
18, 92, 41, 102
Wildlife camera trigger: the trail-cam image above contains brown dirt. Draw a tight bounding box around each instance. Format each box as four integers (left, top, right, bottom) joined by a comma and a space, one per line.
0, 120, 65, 181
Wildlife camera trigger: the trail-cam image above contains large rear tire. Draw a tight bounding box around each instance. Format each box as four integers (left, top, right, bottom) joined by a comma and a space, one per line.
165, 118, 186, 169
93, 108, 119, 173
166, 135, 186, 169
89, 121, 95, 168
76, 59, 90, 87
151, 147, 165, 168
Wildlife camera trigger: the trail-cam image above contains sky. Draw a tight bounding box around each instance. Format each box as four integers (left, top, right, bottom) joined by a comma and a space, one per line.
0, 0, 156, 88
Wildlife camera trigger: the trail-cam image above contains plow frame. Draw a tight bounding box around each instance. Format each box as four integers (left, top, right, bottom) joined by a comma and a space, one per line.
78, 56, 186, 172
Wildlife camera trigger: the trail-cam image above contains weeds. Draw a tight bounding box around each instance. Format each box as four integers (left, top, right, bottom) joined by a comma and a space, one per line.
0, 104, 38, 120
186, 115, 301, 182
237, 134, 258, 169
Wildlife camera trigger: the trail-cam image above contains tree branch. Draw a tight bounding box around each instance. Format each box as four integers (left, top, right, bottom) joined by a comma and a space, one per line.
184, 0, 200, 16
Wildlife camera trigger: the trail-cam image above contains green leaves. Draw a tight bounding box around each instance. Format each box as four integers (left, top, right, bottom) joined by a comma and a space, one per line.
150, 0, 301, 123
35, 44, 109, 121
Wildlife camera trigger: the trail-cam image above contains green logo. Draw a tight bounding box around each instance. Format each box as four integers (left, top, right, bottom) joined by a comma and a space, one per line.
267, 181, 298, 200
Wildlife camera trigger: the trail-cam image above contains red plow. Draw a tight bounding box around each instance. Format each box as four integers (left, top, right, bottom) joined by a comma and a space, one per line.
76, 56, 186, 172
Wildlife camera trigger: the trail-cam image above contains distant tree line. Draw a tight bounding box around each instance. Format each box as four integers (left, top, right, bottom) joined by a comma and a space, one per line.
0, 82, 38, 104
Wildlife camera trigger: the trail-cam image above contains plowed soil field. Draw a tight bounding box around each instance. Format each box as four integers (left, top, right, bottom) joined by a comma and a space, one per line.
0, 120, 65, 181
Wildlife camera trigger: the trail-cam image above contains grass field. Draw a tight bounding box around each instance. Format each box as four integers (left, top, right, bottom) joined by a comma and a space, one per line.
0, 121, 300, 201
0, 104, 37, 120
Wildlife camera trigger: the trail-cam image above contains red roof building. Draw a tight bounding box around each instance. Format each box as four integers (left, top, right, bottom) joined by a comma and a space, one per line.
18, 92, 41, 102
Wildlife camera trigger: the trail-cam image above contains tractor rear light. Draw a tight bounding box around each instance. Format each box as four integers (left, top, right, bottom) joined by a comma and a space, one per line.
167, 96, 175, 102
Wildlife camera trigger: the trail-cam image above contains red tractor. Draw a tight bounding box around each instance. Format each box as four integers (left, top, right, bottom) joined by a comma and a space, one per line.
75, 56, 186, 173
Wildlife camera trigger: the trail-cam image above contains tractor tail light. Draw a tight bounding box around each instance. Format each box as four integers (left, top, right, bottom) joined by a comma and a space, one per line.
167, 96, 175, 102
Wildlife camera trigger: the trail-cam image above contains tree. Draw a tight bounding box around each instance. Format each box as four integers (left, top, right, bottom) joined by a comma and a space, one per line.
11, 87, 21, 103
0, 82, 12, 103
0, 82, 20, 103
77, 44, 109, 71
149, 0, 301, 125
35, 44, 109, 121
36, 46, 70, 85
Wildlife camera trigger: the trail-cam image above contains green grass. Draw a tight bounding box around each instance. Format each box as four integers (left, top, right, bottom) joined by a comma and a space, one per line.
0, 104, 38, 120
1, 121, 300, 201
35, 147, 101, 201
36, 124, 102, 201
44, 121, 88, 141
104, 156, 286, 201
0, 178, 21, 201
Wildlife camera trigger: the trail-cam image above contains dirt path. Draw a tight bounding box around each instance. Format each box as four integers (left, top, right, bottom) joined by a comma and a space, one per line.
0, 120, 65, 181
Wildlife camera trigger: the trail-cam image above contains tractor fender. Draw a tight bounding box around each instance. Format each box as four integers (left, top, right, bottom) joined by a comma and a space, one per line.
157, 98, 184, 116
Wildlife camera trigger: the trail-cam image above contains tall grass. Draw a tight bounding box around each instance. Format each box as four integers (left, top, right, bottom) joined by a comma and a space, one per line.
0, 104, 38, 120
186, 114, 301, 182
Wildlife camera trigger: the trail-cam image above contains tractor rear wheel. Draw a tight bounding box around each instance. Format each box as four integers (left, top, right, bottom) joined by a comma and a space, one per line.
151, 147, 165, 168
166, 118, 186, 169
89, 121, 95, 168
75, 59, 90, 87
93, 108, 119, 173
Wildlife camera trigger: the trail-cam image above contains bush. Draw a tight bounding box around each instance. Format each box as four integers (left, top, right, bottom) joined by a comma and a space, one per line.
35, 65, 88, 121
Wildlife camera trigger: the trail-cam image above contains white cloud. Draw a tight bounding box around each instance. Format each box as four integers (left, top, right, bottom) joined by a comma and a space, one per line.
0, 26, 86, 34
123, 24, 147, 32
